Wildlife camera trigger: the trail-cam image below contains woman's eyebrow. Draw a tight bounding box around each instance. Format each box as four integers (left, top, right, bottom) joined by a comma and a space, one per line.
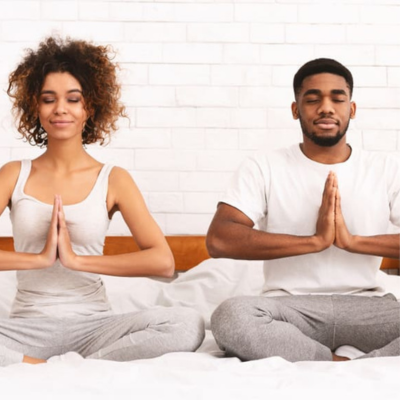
40, 89, 83, 95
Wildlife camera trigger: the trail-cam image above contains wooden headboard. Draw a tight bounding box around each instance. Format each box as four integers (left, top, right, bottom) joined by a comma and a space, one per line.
0, 236, 399, 273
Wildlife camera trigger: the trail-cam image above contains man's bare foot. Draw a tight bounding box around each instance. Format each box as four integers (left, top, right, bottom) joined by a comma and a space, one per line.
23, 355, 47, 364
332, 353, 350, 362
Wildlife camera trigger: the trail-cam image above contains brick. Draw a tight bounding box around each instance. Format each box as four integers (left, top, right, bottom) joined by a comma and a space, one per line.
376, 46, 400, 66
361, 5, 400, 24
116, 43, 163, 62
135, 149, 197, 171
223, 44, 260, 64
171, 129, 205, 149
148, 192, 183, 213
1, 21, 61, 41
388, 68, 400, 87
188, 23, 248, 43
261, 45, 314, 65
131, 171, 179, 192
86, 147, 135, 170
0, 1, 40, 20
351, 67, 387, 88
163, 43, 222, 64
314, 45, 375, 66
109, 2, 145, 21
118, 64, 148, 85
287, 25, 346, 44
109, 128, 171, 149
231, 109, 267, 128
165, 213, 212, 235
183, 192, 221, 214
239, 129, 301, 151
10, 146, 45, 161
299, 5, 359, 23
355, 88, 400, 109
173, 4, 234, 22
63, 21, 124, 42
355, 109, 400, 130
250, 24, 285, 44
205, 129, 239, 150
196, 108, 231, 128
197, 150, 250, 171
0, 148, 11, 165
125, 23, 186, 42
149, 64, 210, 85
240, 87, 293, 108
121, 86, 176, 107
180, 171, 233, 192
362, 130, 398, 152
41, 1, 78, 20
268, 108, 300, 129
347, 25, 400, 45
0, 208, 12, 236
79, 2, 110, 21
235, 4, 297, 23
177, 87, 238, 107
137, 108, 196, 128
272, 66, 298, 87
211, 65, 272, 86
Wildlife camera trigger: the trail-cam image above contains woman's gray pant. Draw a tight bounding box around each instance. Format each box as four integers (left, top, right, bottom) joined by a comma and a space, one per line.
211, 294, 400, 362
0, 307, 205, 367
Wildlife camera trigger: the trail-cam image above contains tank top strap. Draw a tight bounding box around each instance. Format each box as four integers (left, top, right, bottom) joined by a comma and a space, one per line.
92, 164, 114, 201
12, 159, 32, 202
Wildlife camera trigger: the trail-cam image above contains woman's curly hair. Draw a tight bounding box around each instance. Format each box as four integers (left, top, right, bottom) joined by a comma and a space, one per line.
7, 36, 127, 146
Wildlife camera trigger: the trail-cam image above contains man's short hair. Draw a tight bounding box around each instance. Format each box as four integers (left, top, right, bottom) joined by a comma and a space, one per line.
293, 58, 354, 98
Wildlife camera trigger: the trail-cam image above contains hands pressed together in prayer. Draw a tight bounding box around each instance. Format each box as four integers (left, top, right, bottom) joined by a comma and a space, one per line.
316, 171, 354, 252
40, 195, 78, 270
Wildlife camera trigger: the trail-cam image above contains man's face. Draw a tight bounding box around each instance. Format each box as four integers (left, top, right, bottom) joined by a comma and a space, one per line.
291, 73, 356, 147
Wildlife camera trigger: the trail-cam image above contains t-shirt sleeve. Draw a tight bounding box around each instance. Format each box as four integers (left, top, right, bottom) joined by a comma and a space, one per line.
220, 155, 268, 225
388, 155, 400, 228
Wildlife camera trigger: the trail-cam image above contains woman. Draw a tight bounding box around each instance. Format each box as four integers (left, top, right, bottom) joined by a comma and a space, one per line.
0, 37, 204, 366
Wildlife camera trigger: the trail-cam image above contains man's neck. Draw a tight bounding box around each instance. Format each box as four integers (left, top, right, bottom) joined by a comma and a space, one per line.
299, 140, 352, 165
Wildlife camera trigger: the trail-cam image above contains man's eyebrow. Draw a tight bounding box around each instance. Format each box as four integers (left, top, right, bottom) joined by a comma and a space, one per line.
303, 89, 348, 96
40, 89, 83, 95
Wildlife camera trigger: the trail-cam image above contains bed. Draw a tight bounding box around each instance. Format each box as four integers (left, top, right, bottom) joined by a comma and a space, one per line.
0, 235, 399, 400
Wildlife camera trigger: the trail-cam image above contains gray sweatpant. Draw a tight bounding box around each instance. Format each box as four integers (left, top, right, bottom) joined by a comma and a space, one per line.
0, 306, 205, 367
211, 294, 400, 362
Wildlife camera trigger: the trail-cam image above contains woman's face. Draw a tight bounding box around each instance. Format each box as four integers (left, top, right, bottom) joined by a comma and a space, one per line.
38, 72, 88, 144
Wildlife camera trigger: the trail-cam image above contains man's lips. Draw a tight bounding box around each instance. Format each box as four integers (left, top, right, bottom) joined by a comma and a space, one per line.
314, 119, 338, 130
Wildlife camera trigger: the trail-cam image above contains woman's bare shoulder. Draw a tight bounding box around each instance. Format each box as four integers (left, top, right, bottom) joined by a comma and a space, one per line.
0, 161, 22, 179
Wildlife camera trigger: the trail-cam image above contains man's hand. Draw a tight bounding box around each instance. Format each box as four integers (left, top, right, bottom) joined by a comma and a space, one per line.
56, 195, 80, 270
314, 171, 336, 251
333, 180, 355, 250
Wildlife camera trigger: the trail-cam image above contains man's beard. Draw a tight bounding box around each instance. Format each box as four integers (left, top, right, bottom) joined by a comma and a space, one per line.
299, 115, 350, 147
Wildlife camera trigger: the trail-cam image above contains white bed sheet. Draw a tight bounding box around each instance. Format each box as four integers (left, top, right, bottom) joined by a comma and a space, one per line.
0, 258, 399, 400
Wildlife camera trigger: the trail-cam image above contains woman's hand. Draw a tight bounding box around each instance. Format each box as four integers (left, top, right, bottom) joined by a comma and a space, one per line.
38, 195, 59, 268
56, 195, 80, 270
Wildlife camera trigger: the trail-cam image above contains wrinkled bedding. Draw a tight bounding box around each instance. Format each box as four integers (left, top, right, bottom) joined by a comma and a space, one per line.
0, 258, 399, 400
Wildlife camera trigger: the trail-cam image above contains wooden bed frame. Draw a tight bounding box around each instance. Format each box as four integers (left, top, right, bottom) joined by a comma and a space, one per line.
0, 236, 399, 273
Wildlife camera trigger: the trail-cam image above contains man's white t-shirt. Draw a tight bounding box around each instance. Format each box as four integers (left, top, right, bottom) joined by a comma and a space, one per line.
221, 144, 400, 297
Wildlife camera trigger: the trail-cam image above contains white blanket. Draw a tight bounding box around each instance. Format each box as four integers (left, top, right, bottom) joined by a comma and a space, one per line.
1, 259, 399, 400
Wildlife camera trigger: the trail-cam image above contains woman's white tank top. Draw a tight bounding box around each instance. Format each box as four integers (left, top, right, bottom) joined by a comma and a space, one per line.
9, 160, 113, 318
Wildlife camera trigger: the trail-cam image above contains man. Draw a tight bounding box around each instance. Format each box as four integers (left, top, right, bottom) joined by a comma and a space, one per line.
206, 58, 400, 362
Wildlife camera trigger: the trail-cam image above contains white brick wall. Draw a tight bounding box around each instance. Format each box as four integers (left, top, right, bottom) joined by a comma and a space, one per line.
0, 0, 399, 236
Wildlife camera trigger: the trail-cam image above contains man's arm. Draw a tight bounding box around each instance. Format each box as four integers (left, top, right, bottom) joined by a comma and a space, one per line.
206, 172, 338, 260
334, 184, 400, 259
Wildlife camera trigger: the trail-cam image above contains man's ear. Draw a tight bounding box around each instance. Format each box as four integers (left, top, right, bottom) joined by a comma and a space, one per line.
291, 102, 299, 120
350, 101, 356, 119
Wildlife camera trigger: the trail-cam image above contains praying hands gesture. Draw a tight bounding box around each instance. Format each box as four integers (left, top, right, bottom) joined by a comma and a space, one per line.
315, 171, 354, 252
39, 195, 78, 270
